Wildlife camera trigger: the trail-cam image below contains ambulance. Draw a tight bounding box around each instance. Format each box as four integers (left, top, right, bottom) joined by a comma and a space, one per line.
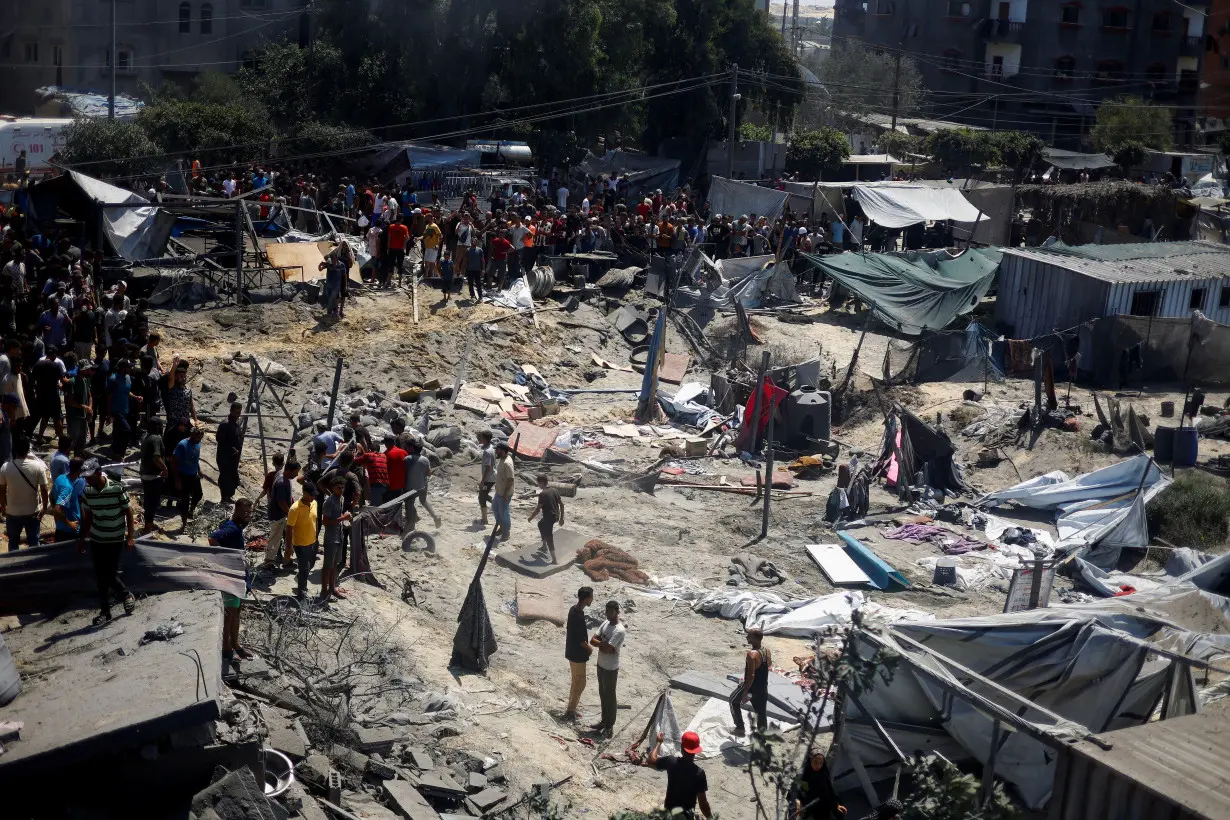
0, 117, 72, 173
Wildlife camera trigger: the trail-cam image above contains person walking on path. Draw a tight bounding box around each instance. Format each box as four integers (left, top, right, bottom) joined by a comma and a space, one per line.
77, 461, 137, 626
491, 441, 514, 542
286, 483, 319, 600
0, 435, 50, 551
216, 401, 243, 505
730, 627, 771, 736
646, 730, 713, 819
590, 600, 626, 737
563, 586, 593, 720
402, 438, 440, 531
209, 498, 253, 666
528, 473, 564, 563
138, 418, 167, 535
320, 476, 351, 602
476, 431, 496, 526
262, 457, 298, 570
170, 427, 205, 528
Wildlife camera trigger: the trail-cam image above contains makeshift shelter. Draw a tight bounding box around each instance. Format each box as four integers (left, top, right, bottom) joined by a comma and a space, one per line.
832, 606, 1207, 810
802, 248, 999, 335
848, 183, 987, 229
576, 150, 681, 200
27, 171, 173, 262
354, 142, 483, 183
1043, 148, 1117, 173
883, 322, 1005, 384
707, 176, 789, 222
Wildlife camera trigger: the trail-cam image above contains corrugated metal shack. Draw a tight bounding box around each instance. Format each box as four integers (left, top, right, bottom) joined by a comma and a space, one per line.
995, 241, 1230, 339
1049, 713, 1230, 820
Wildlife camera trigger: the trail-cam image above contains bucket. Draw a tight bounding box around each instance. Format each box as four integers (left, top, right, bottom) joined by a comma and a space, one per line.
1160, 400, 1174, 418
1154, 425, 1175, 463
932, 557, 958, 587
1173, 427, 1199, 468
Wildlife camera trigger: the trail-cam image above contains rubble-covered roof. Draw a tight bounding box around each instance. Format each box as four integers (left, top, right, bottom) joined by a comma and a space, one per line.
1002, 241, 1230, 284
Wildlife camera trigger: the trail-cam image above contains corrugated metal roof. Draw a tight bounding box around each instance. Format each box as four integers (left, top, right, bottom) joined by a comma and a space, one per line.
1002, 241, 1230, 284
1066, 713, 1230, 820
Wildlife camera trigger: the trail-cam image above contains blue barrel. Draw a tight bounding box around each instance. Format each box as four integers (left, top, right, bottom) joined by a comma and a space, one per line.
1154, 425, 1175, 463
1173, 427, 1200, 468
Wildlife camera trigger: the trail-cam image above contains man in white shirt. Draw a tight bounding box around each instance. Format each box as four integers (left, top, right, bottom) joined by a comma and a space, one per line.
222, 176, 236, 198
590, 600, 626, 737
580, 196, 591, 216
557, 185, 569, 210
0, 436, 50, 550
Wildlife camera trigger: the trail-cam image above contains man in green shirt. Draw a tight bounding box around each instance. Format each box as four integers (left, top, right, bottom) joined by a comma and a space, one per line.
78, 461, 137, 626
63, 355, 93, 456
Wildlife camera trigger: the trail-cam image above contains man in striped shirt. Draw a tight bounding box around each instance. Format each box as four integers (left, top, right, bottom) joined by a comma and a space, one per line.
77, 461, 136, 626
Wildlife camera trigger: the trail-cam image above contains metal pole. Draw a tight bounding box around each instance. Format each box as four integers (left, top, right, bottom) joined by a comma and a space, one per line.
234, 202, 244, 303
727, 65, 739, 179
889, 50, 902, 132
109, 0, 117, 120
761, 356, 774, 540
326, 357, 344, 428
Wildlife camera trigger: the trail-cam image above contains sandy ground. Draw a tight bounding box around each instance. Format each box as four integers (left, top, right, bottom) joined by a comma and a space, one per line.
143, 279, 1230, 819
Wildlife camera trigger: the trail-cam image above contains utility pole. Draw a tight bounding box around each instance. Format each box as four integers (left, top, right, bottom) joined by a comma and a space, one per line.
109, 0, 117, 119
727, 65, 740, 179
889, 50, 902, 132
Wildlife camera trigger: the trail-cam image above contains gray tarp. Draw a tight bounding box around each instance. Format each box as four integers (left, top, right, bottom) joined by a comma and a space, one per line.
977, 454, 1171, 568
1044, 148, 1117, 171
576, 150, 680, 197
802, 248, 999, 334
834, 607, 1200, 810
63, 171, 172, 261
707, 176, 789, 222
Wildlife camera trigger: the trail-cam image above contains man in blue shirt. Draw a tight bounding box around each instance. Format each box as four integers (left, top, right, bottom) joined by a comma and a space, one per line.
50, 435, 72, 481
52, 456, 86, 543
210, 497, 253, 669
344, 180, 356, 217
171, 427, 204, 527
107, 359, 140, 457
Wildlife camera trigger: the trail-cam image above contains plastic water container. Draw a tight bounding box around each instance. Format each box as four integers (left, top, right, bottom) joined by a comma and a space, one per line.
932, 557, 958, 587
1173, 427, 1200, 468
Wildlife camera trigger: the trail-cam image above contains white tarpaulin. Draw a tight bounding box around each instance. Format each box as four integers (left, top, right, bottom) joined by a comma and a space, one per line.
852, 184, 987, 229
976, 454, 1170, 569
707, 176, 789, 223
71, 171, 169, 261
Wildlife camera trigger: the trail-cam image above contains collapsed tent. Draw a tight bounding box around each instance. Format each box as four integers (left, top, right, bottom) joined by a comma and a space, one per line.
833, 606, 1205, 810
353, 142, 483, 183
977, 455, 1171, 570
707, 176, 790, 223
850, 183, 987, 229
884, 323, 1005, 384
802, 249, 999, 334
576, 150, 681, 199
27, 171, 173, 261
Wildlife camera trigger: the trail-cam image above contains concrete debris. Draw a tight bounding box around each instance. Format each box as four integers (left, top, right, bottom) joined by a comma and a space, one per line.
190, 766, 280, 820
383, 779, 442, 820
403, 746, 435, 771
465, 786, 508, 815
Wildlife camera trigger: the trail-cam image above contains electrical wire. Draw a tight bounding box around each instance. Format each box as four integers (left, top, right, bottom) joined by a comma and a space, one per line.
27, 7, 306, 29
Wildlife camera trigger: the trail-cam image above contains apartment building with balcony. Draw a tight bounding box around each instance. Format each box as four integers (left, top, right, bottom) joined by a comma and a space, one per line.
832, 0, 1207, 147
0, 1, 307, 115
1203, 0, 1230, 123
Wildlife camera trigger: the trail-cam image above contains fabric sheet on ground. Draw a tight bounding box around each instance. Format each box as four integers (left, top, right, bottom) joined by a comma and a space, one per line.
803, 249, 999, 335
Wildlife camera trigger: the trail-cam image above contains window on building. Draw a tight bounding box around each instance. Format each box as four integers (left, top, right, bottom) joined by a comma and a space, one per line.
240, 0, 267, 6
1061, 4, 1081, 24
1219, 286, 1230, 308
942, 49, 963, 71
1095, 59, 1125, 81
179, 2, 191, 33
947, 0, 971, 17
1054, 56, 1076, 78
52, 45, 62, 65
117, 49, 131, 71
1151, 12, 1171, 31
23, 42, 38, 63
1190, 288, 1206, 310
1130, 291, 1160, 316
1102, 7, 1129, 29
200, 4, 213, 34
990, 55, 1005, 77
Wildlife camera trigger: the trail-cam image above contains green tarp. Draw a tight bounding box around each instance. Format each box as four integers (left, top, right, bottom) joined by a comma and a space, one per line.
803, 249, 999, 335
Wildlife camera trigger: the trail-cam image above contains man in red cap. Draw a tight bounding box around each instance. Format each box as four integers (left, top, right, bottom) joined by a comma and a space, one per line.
647, 730, 712, 819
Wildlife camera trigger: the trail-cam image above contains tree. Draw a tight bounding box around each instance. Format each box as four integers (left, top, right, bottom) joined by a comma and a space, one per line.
60, 118, 163, 179
926, 128, 999, 175
903, 754, 1020, 820
876, 131, 922, 160
786, 127, 850, 178
137, 98, 275, 168
1091, 96, 1173, 153
1112, 140, 1149, 174
739, 121, 774, 142
1216, 130, 1230, 157
988, 131, 1044, 182
814, 43, 925, 130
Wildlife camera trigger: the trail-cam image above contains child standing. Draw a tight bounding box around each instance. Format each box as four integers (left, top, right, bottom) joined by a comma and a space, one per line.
439, 250, 455, 302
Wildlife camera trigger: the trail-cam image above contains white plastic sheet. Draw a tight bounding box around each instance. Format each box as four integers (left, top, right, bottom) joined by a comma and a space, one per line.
71, 171, 166, 261
852, 185, 987, 229
707, 176, 790, 223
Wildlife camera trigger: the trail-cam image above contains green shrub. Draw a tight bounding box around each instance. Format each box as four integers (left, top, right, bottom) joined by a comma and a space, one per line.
1146, 472, 1230, 551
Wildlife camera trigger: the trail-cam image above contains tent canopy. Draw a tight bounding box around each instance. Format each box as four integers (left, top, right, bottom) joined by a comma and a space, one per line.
1044, 148, 1117, 171
802, 248, 999, 334
576, 150, 681, 197
707, 176, 790, 222
29, 171, 171, 261
852, 184, 987, 228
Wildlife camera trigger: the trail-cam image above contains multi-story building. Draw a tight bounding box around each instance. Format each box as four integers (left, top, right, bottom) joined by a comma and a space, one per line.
0, 1, 308, 115
832, 0, 1206, 147
1202, 0, 1230, 123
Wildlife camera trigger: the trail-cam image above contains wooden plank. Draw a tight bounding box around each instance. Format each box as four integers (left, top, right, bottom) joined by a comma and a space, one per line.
658, 352, 690, 385
805, 543, 872, 586
509, 422, 558, 459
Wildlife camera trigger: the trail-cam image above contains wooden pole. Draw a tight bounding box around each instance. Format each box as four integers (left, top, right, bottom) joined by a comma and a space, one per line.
252, 363, 269, 476
412, 268, 420, 324
234, 201, 244, 303
762, 374, 775, 540
326, 357, 344, 428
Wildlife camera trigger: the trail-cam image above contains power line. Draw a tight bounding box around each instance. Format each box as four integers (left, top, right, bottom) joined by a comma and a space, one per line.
27, 7, 303, 29
63, 72, 731, 169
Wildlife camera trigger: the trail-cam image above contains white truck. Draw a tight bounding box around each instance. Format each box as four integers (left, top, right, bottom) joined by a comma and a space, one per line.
0, 117, 72, 174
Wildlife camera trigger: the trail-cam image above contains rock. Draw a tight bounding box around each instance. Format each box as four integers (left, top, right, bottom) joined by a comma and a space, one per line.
466, 787, 508, 813
353, 726, 406, 754
367, 757, 399, 780
383, 780, 441, 820
191, 766, 279, 820
425, 425, 462, 452
467, 772, 487, 793
261, 359, 293, 384
331, 743, 371, 773
297, 753, 333, 792
435, 447, 453, 461
403, 746, 435, 771
200, 381, 214, 394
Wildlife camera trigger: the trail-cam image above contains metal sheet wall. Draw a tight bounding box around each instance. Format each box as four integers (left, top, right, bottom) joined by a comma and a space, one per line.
1049, 746, 1204, 820
995, 256, 1110, 338
1104, 277, 1230, 325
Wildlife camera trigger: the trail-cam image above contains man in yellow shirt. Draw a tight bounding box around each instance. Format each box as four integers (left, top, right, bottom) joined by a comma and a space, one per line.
421, 214, 443, 281
285, 483, 320, 599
